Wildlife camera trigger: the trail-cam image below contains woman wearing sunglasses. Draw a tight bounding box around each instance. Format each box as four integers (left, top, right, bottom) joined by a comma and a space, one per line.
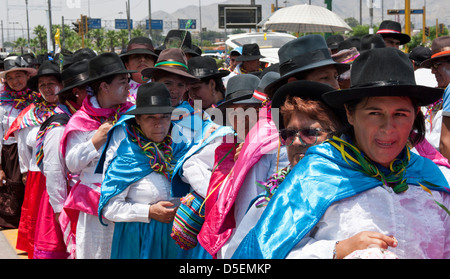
233, 48, 450, 259
221, 80, 344, 258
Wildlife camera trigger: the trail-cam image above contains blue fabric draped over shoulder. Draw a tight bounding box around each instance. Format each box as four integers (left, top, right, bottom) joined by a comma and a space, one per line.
97, 102, 234, 225
232, 141, 450, 259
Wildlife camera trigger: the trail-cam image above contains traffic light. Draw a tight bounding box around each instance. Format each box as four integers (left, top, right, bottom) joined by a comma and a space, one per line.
72, 21, 80, 34
424, 26, 430, 36
81, 15, 89, 33
440, 23, 445, 34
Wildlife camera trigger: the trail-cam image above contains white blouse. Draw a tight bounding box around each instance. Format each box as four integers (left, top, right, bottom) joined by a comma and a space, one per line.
0, 104, 20, 163
286, 184, 450, 259
102, 171, 177, 223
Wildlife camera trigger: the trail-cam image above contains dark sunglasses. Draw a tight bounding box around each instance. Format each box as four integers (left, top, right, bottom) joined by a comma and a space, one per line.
280, 127, 331, 147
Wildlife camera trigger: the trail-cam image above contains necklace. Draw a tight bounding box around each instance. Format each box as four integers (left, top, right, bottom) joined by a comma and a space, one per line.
327, 136, 410, 194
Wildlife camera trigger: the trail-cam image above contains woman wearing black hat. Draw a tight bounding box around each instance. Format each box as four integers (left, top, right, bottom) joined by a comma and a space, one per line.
5, 60, 62, 259
32, 59, 92, 259
98, 83, 185, 259
0, 56, 37, 229
233, 48, 450, 259
59, 52, 135, 259
221, 80, 344, 258
187, 56, 229, 109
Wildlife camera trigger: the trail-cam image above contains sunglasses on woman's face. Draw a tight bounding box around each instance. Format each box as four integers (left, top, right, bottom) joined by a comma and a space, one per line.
280, 127, 331, 147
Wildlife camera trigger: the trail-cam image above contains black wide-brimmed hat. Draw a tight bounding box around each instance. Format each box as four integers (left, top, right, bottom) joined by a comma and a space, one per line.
420, 36, 450, 68
326, 34, 345, 51
360, 34, 386, 51
57, 59, 90, 95
235, 43, 265, 62
141, 48, 198, 82
217, 74, 260, 109
125, 82, 175, 115
322, 48, 443, 109
120, 37, 158, 62
0, 55, 37, 79
156, 29, 199, 57
376, 20, 411, 45
188, 56, 230, 80
271, 80, 337, 130
84, 52, 137, 85
27, 60, 62, 91
265, 35, 350, 97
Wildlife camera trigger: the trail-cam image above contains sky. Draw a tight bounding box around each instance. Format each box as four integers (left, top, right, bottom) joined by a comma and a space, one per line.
0, 0, 228, 42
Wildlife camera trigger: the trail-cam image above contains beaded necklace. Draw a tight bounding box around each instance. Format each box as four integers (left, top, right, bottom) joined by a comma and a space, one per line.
126, 123, 174, 181
327, 136, 410, 194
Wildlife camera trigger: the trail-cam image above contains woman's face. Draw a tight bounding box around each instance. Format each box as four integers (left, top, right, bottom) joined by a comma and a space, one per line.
188, 80, 215, 109
38, 75, 62, 104
283, 111, 331, 166
5, 71, 30, 91
135, 113, 172, 143
157, 74, 187, 106
345, 96, 417, 168
102, 74, 130, 106
226, 104, 259, 141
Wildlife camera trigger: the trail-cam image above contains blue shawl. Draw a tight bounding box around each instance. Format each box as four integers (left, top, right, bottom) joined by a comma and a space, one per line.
232, 140, 450, 259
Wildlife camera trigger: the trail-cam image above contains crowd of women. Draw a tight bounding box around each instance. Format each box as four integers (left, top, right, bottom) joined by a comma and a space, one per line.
0, 20, 449, 259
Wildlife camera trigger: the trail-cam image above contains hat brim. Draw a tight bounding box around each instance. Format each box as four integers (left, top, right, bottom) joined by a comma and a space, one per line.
216, 90, 255, 109
120, 48, 158, 60
192, 70, 230, 81
141, 66, 199, 82
420, 52, 450, 68
322, 84, 443, 109
379, 33, 411, 45
27, 72, 62, 92
235, 55, 265, 62
265, 60, 350, 98
0, 67, 37, 79
124, 106, 175, 115
84, 69, 137, 85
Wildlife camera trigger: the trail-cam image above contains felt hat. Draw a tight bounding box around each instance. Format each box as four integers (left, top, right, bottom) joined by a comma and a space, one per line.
125, 82, 175, 115
27, 60, 62, 91
420, 36, 450, 68
376, 20, 411, 45
217, 74, 260, 109
235, 43, 265, 62
265, 35, 350, 97
271, 80, 337, 130
338, 36, 361, 51
322, 47, 443, 109
360, 34, 386, 51
156, 29, 199, 57
326, 34, 345, 51
120, 37, 158, 62
188, 56, 230, 80
0, 55, 37, 79
84, 52, 137, 85
141, 48, 198, 82
57, 59, 90, 95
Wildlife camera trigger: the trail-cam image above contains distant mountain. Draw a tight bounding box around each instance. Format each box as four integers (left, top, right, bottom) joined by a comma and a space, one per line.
147, 0, 450, 33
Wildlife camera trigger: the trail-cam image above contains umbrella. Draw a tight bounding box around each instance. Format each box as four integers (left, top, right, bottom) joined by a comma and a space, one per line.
258, 4, 352, 33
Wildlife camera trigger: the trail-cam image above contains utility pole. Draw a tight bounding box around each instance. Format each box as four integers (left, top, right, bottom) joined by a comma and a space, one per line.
25, 0, 30, 47
148, 0, 152, 39
127, 0, 131, 41
199, 0, 202, 47
48, 0, 54, 51
422, 5, 426, 44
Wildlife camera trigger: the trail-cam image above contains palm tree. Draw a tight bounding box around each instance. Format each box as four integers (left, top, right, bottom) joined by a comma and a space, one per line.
14, 37, 28, 55
132, 28, 146, 38
87, 28, 106, 53
117, 29, 129, 50
105, 30, 118, 52
33, 25, 47, 51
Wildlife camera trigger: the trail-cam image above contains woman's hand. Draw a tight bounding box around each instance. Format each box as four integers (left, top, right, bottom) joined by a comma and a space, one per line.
91, 121, 113, 150
148, 201, 178, 223
334, 231, 398, 259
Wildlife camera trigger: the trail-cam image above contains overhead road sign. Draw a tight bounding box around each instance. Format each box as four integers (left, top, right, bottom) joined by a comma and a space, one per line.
88, 18, 102, 29
146, 19, 163, 30
115, 19, 133, 29
387, 9, 424, 15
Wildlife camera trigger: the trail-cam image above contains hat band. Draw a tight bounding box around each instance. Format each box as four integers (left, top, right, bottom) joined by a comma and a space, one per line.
224, 90, 253, 102
431, 49, 450, 59
155, 61, 188, 70
252, 90, 267, 101
279, 49, 331, 76
191, 68, 219, 77
63, 72, 89, 88
352, 80, 411, 88
377, 29, 401, 34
